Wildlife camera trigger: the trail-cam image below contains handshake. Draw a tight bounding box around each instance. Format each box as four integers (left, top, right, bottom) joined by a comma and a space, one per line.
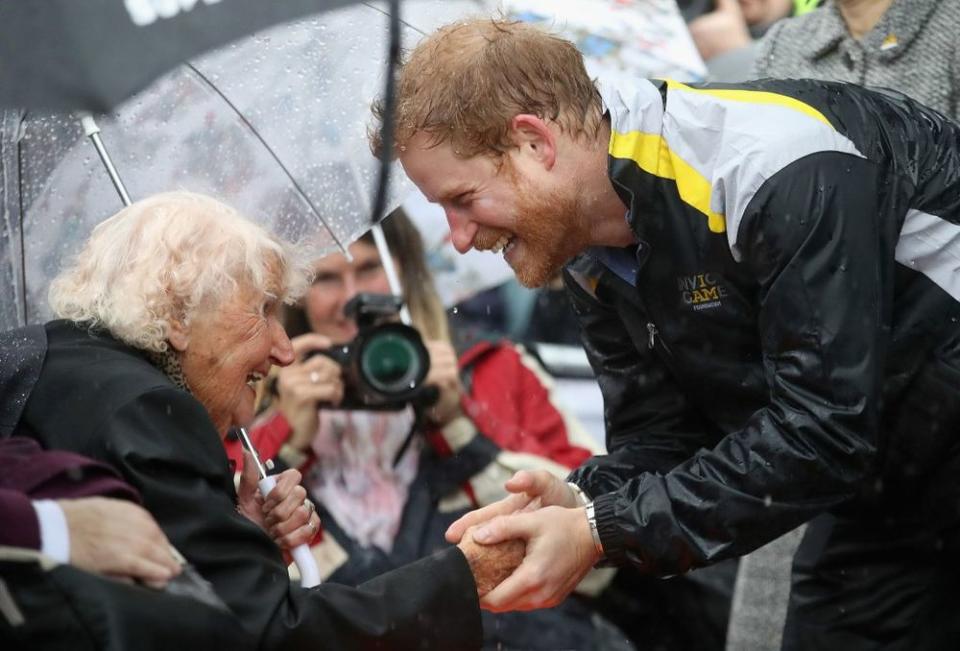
450, 470, 604, 612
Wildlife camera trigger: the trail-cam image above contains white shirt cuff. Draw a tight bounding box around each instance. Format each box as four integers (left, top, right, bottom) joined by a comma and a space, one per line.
31, 500, 70, 564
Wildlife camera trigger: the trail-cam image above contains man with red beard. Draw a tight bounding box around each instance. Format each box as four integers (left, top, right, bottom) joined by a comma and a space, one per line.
375, 17, 960, 650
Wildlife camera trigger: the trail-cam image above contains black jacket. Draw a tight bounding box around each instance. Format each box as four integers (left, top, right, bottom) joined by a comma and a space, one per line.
11, 320, 482, 650
566, 78, 960, 575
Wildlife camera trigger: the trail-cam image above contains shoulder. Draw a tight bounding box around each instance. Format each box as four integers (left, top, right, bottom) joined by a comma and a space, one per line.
29, 321, 221, 468
753, 12, 827, 78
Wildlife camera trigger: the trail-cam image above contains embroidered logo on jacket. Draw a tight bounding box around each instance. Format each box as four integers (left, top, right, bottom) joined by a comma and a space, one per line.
677, 272, 728, 311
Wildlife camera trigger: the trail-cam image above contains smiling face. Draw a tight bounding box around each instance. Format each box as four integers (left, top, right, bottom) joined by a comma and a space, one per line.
303, 240, 393, 344
171, 278, 295, 435
400, 132, 589, 288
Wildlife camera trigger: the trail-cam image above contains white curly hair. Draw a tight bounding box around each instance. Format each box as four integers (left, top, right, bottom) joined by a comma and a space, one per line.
49, 191, 312, 352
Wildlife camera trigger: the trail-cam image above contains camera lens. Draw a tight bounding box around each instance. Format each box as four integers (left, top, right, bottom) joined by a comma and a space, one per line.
360, 331, 423, 393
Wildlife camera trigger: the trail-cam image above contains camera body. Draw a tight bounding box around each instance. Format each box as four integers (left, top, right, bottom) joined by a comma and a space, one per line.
310, 293, 434, 411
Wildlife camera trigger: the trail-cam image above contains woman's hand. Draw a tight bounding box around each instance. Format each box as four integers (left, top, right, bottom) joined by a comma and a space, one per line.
274, 333, 344, 450
236, 450, 320, 550
423, 339, 464, 427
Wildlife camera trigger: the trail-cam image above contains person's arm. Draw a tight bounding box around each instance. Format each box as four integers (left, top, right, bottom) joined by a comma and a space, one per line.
96, 386, 484, 650
0, 489, 181, 584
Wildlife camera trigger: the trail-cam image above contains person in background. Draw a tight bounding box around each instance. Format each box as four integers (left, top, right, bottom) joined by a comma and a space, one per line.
2, 191, 521, 651
689, 0, 819, 81
229, 208, 632, 650
753, 0, 960, 118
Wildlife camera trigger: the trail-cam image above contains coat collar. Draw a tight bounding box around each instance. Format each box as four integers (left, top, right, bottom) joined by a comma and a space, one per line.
805, 0, 940, 63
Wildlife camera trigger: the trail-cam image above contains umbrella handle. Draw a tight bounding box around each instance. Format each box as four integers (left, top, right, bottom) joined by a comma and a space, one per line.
258, 475, 322, 588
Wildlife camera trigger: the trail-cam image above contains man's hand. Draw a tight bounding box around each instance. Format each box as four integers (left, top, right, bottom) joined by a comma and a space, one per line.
58, 497, 182, 586
237, 450, 320, 550
457, 525, 526, 597
275, 333, 344, 450
445, 470, 578, 543
423, 340, 464, 427
688, 0, 752, 60
471, 505, 600, 611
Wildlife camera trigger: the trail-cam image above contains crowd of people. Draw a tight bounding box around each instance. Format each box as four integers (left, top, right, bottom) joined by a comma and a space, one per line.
3, 1, 960, 649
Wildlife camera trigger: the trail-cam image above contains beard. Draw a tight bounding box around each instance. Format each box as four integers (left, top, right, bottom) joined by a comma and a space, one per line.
508, 169, 589, 288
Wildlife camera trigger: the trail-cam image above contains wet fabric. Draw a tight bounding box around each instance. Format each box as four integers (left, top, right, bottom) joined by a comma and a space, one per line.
565, 77, 960, 648
0, 552, 255, 651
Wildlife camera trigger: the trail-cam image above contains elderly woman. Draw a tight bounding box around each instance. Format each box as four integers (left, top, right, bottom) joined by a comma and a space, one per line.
4, 191, 514, 650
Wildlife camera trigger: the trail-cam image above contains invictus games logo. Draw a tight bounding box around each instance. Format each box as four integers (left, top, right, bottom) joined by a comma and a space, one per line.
677, 272, 728, 311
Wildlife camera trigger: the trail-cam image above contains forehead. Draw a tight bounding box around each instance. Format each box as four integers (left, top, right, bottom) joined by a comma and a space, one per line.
314, 240, 381, 272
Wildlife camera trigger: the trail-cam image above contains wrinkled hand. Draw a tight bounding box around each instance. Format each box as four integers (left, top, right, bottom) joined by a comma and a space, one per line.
445, 470, 578, 544
237, 450, 320, 550
275, 333, 344, 450
423, 340, 464, 427
688, 0, 751, 60
457, 525, 526, 597
59, 497, 182, 587
471, 505, 599, 611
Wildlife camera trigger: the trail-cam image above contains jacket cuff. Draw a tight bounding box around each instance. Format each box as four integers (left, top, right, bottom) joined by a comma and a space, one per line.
0, 490, 42, 550
592, 492, 627, 568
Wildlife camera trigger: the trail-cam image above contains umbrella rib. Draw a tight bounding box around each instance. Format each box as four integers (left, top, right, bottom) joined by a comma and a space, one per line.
15, 111, 28, 326
183, 62, 350, 256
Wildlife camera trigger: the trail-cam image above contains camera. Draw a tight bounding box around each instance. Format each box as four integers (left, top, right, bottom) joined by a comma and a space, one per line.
308, 293, 434, 410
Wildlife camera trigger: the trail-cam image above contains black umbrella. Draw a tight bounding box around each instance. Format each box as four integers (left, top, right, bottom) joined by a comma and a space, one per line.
0, 0, 376, 112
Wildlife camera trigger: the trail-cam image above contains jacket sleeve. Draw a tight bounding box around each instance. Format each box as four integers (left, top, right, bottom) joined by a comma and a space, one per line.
0, 488, 40, 549
592, 153, 890, 575
563, 263, 721, 500
99, 387, 483, 651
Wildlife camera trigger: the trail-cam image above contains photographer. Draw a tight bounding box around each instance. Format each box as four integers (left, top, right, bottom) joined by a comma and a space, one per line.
226, 209, 629, 650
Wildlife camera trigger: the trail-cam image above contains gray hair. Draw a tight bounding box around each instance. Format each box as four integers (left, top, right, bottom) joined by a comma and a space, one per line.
49, 191, 312, 352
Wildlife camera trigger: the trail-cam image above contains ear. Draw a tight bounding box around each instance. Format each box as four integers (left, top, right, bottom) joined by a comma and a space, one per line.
167, 318, 190, 352
509, 114, 557, 170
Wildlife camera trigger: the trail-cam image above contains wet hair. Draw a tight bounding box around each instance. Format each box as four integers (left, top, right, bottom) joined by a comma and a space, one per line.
370, 17, 603, 159
49, 191, 311, 352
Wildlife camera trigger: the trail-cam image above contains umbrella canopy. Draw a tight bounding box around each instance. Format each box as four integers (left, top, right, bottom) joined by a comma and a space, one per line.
0, 0, 490, 329
0, 0, 369, 112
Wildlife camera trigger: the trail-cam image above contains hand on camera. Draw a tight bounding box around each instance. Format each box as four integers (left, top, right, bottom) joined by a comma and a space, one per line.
423, 339, 464, 427
275, 333, 344, 450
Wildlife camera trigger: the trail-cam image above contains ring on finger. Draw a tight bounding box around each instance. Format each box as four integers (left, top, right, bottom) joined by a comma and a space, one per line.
309, 371, 321, 384
303, 499, 315, 514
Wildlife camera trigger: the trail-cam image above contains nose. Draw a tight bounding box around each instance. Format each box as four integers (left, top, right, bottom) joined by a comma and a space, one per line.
270, 320, 295, 367
445, 209, 479, 254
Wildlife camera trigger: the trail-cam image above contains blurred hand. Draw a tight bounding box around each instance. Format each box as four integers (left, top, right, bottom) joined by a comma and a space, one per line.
471, 504, 600, 611
457, 525, 526, 597
275, 333, 344, 450
423, 340, 464, 427
237, 450, 320, 550
445, 470, 578, 544
688, 0, 752, 61
59, 497, 182, 587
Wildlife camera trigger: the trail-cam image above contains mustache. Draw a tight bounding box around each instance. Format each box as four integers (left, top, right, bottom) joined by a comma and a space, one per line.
472, 227, 512, 250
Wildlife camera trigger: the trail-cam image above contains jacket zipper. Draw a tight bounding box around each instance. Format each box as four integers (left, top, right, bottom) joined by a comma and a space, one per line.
647, 322, 658, 349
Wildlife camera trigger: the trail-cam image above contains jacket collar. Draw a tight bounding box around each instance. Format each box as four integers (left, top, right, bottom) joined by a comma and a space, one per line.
805, 0, 940, 63
598, 78, 666, 235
